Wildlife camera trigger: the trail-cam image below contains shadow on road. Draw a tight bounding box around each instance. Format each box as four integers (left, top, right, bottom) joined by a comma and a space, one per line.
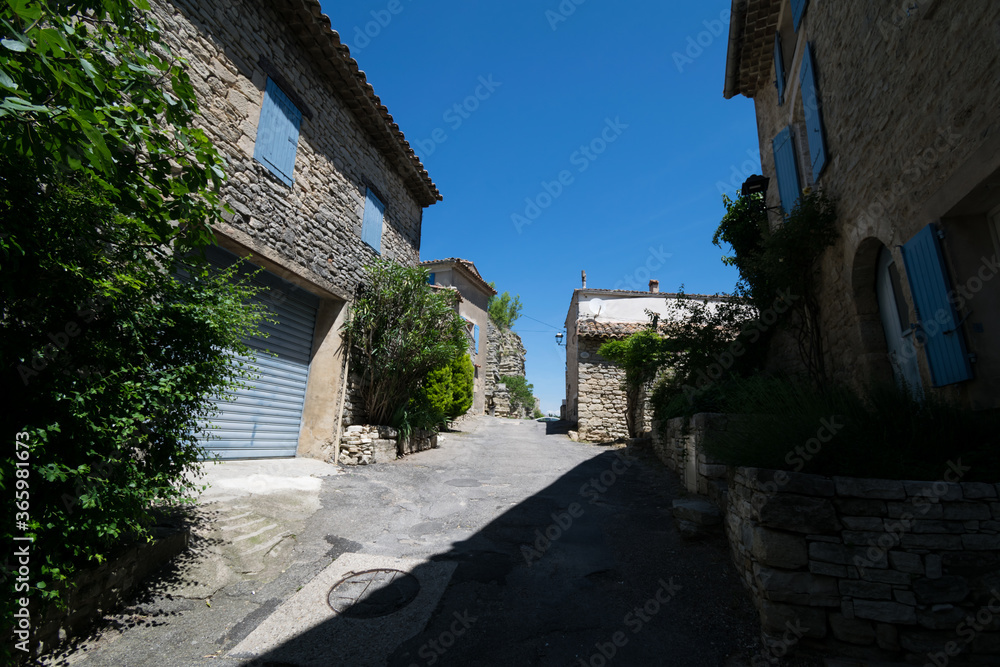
240, 448, 760, 666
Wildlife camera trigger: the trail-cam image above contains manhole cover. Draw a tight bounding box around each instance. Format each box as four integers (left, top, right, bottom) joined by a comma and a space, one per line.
327, 568, 420, 618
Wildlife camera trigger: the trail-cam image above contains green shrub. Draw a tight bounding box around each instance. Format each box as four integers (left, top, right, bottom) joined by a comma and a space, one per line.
409, 354, 475, 430
501, 375, 535, 417
343, 261, 468, 425
448, 354, 474, 419
701, 377, 1000, 481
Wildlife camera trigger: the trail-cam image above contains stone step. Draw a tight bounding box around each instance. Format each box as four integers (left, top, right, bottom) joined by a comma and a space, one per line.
671, 498, 723, 526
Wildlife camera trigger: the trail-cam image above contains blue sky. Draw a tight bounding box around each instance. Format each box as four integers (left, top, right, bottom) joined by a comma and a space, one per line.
322, 0, 758, 414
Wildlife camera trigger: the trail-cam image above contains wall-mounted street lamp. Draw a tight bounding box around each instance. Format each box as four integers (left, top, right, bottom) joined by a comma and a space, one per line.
741, 174, 770, 197
555, 332, 564, 346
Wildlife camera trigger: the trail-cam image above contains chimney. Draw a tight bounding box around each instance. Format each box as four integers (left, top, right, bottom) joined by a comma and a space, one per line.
649, 279, 659, 293
581, 270, 587, 288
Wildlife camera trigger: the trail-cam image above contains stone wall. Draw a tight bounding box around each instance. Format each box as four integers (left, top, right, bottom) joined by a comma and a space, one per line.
485, 321, 527, 417
747, 2, 1000, 405
337, 424, 437, 465
727, 467, 1000, 663
651, 415, 728, 503
576, 338, 628, 441
151, 0, 427, 297
19, 526, 189, 658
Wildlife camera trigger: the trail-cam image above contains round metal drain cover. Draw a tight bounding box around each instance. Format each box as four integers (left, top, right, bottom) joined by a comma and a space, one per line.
327, 568, 420, 618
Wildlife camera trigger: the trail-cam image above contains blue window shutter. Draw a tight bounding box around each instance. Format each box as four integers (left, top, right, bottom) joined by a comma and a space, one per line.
473, 324, 479, 354
799, 43, 828, 181
900, 224, 973, 387
254, 78, 302, 186
791, 0, 808, 31
361, 187, 385, 253
774, 33, 786, 106
771, 126, 800, 214
427, 272, 436, 285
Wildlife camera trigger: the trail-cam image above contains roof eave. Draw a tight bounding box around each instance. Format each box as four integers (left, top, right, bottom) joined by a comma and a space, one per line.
723, 0, 747, 99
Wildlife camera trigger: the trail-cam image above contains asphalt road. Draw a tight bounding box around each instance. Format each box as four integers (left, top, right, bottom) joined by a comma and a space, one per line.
45, 416, 772, 667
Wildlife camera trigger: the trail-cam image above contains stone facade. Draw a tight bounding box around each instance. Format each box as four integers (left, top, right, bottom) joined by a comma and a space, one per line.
149, 0, 440, 461
726, 0, 1000, 408
576, 337, 629, 441
727, 468, 1000, 664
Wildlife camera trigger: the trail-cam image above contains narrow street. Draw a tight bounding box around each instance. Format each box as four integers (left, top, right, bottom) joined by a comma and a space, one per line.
49, 417, 767, 666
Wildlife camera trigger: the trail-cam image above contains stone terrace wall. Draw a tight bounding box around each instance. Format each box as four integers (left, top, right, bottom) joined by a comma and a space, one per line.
727, 467, 1000, 663
651, 415, 728, 503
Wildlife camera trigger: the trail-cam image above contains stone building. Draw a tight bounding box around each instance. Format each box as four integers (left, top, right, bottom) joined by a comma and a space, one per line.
723, 0, 1000, 407
563, 279, 728, 441
149, 0, 440, 461
419, 258, 496, 415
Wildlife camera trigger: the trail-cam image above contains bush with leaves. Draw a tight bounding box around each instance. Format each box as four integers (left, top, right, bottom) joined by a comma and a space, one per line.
500, 375, 535, 417
410, 354, 475, 429
487, 281, 522, 330
1, 0, 260, 650
343, 260, 469, 426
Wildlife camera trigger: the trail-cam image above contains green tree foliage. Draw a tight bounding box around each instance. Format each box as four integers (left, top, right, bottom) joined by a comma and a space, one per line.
343, 261, 468, 426
1, 0, 262, 642
713, 190, 838, 384
598, 329, 669, 438
500, 374, 535, 417
487, 281, 522, 329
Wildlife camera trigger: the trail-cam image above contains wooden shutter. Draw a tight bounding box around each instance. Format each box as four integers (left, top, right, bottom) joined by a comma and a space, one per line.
791, 0, 808, 31
774, 33, 786, 106
362, 187, 385, 253
428, 272, 436, 285
253, 78, 302, 186
900, 224, 973, 387
473, 324, 479, 354
771, 126, 800, 214
799, 43, 828, 180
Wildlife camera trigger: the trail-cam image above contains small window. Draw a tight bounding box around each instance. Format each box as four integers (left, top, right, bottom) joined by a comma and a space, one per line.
427, 272, 436, 285
253, 78, 302, 186
361, 187, 385, 253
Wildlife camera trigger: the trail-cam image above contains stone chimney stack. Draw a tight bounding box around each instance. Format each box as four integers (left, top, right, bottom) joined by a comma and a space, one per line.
582, 270, 587, 288
649, 279, 659, 293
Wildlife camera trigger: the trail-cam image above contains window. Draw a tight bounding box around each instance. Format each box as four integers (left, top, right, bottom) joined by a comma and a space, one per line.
791, 0, 809, 31
427, 272, 436, 285
774, 32, 786, 106
900, 223, 973, 386
772, 126, 801, 213
361, 187, 385, 253
800, 43, 828, 181
253, 78, 302, 186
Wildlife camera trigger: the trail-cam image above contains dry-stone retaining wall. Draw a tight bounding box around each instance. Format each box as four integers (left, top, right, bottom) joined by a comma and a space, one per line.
650, 414, 728, 504
338, 425, 437, 465
727, 467, 1000, 664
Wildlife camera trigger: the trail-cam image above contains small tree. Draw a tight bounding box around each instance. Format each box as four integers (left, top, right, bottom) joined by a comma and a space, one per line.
448, 354, 474, 419
598, 329, 669, 439
343, 260, 468, 425
487, 281, 522, 329
500, 375, 535, 417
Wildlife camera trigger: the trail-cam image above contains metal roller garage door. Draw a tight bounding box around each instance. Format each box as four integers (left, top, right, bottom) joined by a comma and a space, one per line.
199, 246, 319, 459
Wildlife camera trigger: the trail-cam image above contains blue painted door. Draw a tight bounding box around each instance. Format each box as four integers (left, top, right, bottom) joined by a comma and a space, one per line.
198, 246, 319, 458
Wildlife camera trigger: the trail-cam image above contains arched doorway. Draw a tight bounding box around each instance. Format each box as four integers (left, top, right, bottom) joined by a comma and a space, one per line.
874, 246, 924, 397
